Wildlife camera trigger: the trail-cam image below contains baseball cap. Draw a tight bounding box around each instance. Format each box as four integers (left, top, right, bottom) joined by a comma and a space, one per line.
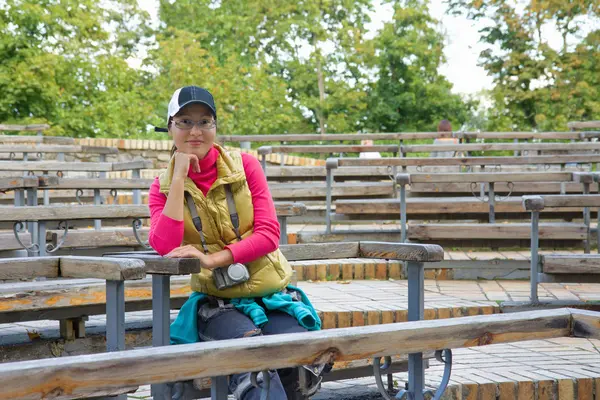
155, 86, 217, 132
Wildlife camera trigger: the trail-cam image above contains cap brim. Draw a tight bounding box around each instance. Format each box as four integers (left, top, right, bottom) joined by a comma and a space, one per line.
154, 127, 169, 133
170, 100, 217, 118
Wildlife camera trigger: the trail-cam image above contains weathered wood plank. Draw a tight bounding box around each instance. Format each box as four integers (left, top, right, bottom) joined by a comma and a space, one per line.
0, 160, 151, 172
101, 253, 201, 275
403, 142, 600, 153
0, 205, 149, 222
45, 228, 147, 249
410, 182, 595, 194
542, 255, 600, 274
266, 166, 391, 179
0, 176, 39, 190
274, 202, 307, 216
0, 257, 60, 280
409, 223, 587, 240
260, 145, 400, 153
572, 309, 600, 339
59, 256, 146, 280
336, 155, 600, 167
359, 242, 444, 262
568, 121, 600, 130
409, 172, 573, 183
0, 309, 574, 400
280, 242, 360, 260
45, 178, 153, 190
541, 195, 600, 208
110, 160, 153, 171
0, 145, 118, 154
269, 182, 394, 199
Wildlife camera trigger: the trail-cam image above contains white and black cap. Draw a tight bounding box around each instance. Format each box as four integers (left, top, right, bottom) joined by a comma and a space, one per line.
154, 86, 217, 132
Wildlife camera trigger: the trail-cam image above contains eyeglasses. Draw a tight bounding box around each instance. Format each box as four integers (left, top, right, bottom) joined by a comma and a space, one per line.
173, 118, 217, 130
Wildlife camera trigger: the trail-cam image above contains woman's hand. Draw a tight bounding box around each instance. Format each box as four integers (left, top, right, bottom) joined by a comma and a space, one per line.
173, 151, 200, 179
165, 245, 215, 269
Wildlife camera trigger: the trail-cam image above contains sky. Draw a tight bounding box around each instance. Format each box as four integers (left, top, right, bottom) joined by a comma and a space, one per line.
135, 0, 588, 98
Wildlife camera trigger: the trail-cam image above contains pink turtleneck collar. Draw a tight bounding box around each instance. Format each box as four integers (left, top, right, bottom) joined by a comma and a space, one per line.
187, 146, 219, 196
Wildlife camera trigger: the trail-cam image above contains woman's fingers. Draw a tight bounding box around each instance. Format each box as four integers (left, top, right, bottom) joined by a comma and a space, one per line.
189, 155, 201, 173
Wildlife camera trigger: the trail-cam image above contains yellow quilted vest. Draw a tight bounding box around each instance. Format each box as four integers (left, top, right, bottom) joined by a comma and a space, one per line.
158, 144, 292, 298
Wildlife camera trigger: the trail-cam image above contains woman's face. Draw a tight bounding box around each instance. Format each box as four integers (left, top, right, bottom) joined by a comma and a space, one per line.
169, 103, 216, 159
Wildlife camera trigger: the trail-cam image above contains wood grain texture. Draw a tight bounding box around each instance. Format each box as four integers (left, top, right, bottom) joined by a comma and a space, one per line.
110, 160, 153, 171
59, 256, 146, 280
269, 182, 393, 199
46, 228, 148, 249
409, 172, 573, 183
101, 254, 201, 275
0, 145, 118, 154
0, 308, 575, 400
266, 166, 391, 179
572, 172, 596, 184
571, 309, 600, 339
0, 257, 60, 280
567, 121, 600, 130
259, 145, 400, 153
522, 196, 545, 211
542, 255, 600, 274
402, 142, 600, 153
0, 176, 38, 190
409, 223, 586, 240
410, 182, 594, 194
280, 242, 360, 260
0, 205, 149, 222
337, 155, 600, 167
359, 242, 444, 262
0, 160, 151, 172
46, 178, 153, 190
541, 194, 600, 208
274, 202, 307, 216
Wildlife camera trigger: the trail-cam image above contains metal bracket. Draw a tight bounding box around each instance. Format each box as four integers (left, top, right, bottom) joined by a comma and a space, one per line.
416, 165, 423, 172
374, 350, 453, 400
250, 370, 271, 400
13, 222, 39, 254
133, 218, 152, 249
469, 182, 488, 202
495, 182, 514, 201
75, 189, 84, 205
46, 220, 69, 253
9, 152, 15, 160
110, 189, 118, 204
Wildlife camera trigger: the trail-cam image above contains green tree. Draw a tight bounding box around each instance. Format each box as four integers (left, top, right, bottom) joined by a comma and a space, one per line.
368, 0, 473, 132
0, 0, 153, 137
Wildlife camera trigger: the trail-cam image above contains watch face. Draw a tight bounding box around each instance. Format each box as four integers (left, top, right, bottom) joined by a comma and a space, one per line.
228, 264, 247, 281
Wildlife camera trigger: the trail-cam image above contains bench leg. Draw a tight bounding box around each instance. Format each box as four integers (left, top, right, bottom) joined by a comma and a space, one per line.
584, 182, 591, 254
211, 376, 228, 400
151, 275, 171, 399
278, 216, 287, 245
105, 280, 126, 400
530, 211, 540, 303
407, 261, 425, 400
400, 184, 407, 243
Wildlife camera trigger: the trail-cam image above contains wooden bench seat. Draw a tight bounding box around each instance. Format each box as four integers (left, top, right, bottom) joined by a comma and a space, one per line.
0, 144, 119, 155
0, 159, 152, 173
408, 223, 587, 240
269, 181, 393, 200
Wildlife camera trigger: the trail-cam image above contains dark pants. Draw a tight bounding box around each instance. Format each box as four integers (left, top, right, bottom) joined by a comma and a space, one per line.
198, 307, 307, 400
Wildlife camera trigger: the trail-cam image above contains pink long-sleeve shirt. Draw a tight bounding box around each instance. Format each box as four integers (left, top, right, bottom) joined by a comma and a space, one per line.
148, 147, 280, 264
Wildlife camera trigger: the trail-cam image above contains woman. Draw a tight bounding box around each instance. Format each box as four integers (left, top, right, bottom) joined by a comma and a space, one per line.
148, 86, 322, 400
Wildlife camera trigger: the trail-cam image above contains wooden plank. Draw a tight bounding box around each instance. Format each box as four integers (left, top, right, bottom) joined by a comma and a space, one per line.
46, 178, 153, 190
410, 182, 595, 194
262, 145, 399, 153
101, 253, 201, 275
0, 205, 149, 222
0, 161, 113, 172
359, 242, 444, 262
0, 309, 574, 400
568, 121, 600, 130
0, 257, 60, 280
337, 154, 600, 167
541, 195, 600, 208
0, 232, 32, 251
266, 166, 391, 179
220, 132, 455, 142
409, 172, 573, 183
280, 242, 360, 260
408, 223, 586, 240
0, 145, 118, 154
572, 309, 600, 340
269, 182, 393, 199
111, 160, 153, 171
46, 228, 148, 249
59, 256, 146, 280
0, 176, 39, 190
274, 202, 307, 216
402, 142, 600, 153
0, 124, 50, 132
542, 255, 600, 274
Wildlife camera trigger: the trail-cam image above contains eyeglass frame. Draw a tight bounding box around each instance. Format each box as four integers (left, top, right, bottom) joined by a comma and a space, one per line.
171, 117, 217, 131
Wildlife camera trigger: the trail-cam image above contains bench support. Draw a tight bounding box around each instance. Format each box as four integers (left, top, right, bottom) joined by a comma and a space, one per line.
151, 275, 171, 398
530, 211, 540, 303
105, 279, 127, 400
407, 261, 425, 399
278, 216, 287, 245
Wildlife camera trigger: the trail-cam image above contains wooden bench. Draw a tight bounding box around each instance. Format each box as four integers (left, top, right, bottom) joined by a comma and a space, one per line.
0, 307, 597, 400
0, 255, 146, 347
523, 194, 600, 303
0, 144, 119, 162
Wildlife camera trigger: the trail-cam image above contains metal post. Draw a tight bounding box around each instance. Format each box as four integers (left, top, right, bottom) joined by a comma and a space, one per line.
104, 281, 127, 400
488, 182, 495, 224
325, 159, 338, 234
598, 181, 600, 254
211, 376, 229, 400
37, 221, 46, 257
26, 188, 38, 247
584, 182, 591, 254
132, 169, 141, 205
479, 165, 485, 198
57, 152, 65, 162
99, 154, 106, 178
261, 154, 267, 172
94, 188, 102, 231
513, 138, 519, 157
280, 141, 285, 167
401, 184, 407, 243
278, 216, 288, 245
530, 211, 540, 304
151, 275, 171, 399
560, 164, 566, 194
407, 261, 425, 400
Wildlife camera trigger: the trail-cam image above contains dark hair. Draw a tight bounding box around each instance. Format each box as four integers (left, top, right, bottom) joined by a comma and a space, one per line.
168, 118, 177, 156
437, 120, 452, 132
